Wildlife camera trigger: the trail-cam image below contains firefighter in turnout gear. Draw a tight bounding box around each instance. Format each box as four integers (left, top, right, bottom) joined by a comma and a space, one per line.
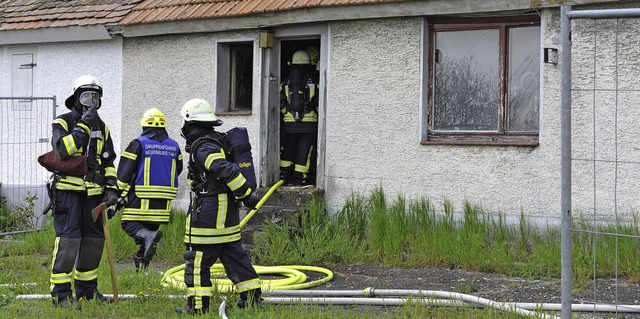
177, 98, 262, 315
49, 75, 118, 309
280, 50, 319, 185
116, 108, 183, 271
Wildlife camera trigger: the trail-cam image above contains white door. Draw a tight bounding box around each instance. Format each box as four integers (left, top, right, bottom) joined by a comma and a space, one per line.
11, 53, 35, 114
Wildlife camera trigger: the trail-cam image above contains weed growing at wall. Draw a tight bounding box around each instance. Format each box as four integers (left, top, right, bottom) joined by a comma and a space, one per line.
0, 194, 37, 233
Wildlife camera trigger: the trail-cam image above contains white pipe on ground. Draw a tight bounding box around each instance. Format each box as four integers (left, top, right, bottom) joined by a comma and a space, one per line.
13, 290, 640, 317
0, 283, 36, 288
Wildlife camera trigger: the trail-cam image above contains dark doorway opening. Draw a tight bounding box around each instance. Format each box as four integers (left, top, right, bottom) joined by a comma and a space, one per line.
279, 39, 321, 187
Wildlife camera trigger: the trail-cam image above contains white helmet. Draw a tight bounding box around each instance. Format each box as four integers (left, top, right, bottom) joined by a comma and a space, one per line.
72, 75, 103, 94
291, 50, 310, 65
65, 75, 103, 110
180, 98, 222, 125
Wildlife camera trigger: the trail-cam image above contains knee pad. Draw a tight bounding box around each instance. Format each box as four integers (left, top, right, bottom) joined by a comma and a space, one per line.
52, 237, 81, 273
76, 237, 105, 271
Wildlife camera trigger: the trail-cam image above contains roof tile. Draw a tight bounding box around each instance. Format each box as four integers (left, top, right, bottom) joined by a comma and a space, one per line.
1, 0, 406, 31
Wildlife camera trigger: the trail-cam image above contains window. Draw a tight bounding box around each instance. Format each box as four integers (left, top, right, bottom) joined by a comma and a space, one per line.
216, 41, 254, 113
425, 16, 540, 145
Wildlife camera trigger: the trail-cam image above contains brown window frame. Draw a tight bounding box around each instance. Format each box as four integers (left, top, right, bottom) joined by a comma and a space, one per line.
424, 16, 541, 146
215, 41, 254, 115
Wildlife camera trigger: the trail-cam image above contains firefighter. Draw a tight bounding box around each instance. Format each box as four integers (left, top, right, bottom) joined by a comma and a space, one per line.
49, 75, 118, 309
116, 108, 183, 271
177, 98, 262, 314
307, 45, 320, 72
280, 50, 318, 185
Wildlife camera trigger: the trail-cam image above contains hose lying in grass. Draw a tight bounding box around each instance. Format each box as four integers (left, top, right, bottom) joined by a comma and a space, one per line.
161, 264, 334, 292
161, 179, 337, 291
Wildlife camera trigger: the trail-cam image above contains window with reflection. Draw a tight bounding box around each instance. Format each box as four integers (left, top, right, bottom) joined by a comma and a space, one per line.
426, 16, 540, 145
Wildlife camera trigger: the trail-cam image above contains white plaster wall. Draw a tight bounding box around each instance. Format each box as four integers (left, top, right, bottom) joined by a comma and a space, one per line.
325, 17, 561, 220
322, 9, 640, 223
568, 10, 640, 222
0, 39, 124, 153
118, 4, 640, 223
122, 31, 262, 211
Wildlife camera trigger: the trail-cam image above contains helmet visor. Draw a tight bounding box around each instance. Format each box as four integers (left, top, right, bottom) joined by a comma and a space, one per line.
79, 91, 100, 108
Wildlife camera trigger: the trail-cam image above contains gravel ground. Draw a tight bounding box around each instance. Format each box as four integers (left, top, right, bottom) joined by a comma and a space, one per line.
295, 264, 640, 319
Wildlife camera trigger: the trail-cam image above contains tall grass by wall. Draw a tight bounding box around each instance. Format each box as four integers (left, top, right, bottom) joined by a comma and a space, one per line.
253, 186, 640, 282
3, 185, 640, 289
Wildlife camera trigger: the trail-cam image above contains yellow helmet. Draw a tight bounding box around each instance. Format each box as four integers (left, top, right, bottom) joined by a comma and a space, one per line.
291, 50, 310, 65
140, 107, 166, 128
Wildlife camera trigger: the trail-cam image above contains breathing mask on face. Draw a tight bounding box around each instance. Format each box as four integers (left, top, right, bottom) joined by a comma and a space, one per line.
79, 91, 101, 109
181, 121, 190, 140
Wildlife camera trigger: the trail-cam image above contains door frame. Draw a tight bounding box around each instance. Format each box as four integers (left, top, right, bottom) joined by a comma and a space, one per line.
259, 23, 328, 189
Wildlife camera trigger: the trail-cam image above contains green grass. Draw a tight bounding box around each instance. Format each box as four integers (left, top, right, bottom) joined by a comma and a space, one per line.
1, 186, 638, 318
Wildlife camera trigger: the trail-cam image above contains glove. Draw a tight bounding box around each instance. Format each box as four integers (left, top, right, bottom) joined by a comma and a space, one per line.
242, 195, 260, 210
80, 109, 100, 129
241, 194, 261, 210
106, 208, 116, 220
102, 189, 119, 206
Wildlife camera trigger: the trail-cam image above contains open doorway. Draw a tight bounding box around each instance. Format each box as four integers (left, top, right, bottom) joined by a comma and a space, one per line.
278, 39, 321, 187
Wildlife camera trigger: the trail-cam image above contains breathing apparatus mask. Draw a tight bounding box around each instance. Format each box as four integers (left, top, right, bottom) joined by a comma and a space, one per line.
79, 91, 101, 110
181, 121, 190, 140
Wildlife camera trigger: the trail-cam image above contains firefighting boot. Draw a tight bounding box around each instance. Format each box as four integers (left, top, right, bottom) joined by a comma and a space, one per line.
280, 166, 294, 185
134, 228, 163, 263
237, 288, 263, 309
134, 256, 148, 272
93, 291, 114, 303
291, 171, 304, 186
133, 244, 152, 272
53, 296, 82, 310
175, 296, 209, 315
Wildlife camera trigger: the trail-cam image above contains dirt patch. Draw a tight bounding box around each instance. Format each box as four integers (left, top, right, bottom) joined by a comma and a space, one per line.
304, 264, 640, 318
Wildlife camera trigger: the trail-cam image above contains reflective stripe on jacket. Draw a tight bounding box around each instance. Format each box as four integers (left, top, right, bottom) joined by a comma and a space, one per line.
134, 136, 180, 200
52, 112, 117, 195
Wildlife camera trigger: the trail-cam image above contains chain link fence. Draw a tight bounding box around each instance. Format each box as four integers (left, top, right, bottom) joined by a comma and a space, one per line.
0, 96, 56, 235
561, 6, 640, 319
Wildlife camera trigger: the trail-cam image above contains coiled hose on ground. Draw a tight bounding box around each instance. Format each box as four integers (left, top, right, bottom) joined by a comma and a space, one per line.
161, 264, 334, 292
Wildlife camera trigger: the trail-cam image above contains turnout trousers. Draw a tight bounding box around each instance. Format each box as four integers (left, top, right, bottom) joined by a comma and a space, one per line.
280, 131, 316, 184
121, 194, 169, 264
50, 190, 105, 301
183, 242, 261, 312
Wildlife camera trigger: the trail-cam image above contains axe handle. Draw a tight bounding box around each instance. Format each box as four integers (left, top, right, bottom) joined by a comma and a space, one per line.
101, 211, 118, 304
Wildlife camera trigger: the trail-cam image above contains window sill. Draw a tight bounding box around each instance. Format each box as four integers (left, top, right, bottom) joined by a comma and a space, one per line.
422, 133, 539, 146
215, 110, 252, 116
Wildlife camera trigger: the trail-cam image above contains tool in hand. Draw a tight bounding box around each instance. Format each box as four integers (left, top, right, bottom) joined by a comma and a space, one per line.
105, 197, 127, 220
91, 198, 120, 304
